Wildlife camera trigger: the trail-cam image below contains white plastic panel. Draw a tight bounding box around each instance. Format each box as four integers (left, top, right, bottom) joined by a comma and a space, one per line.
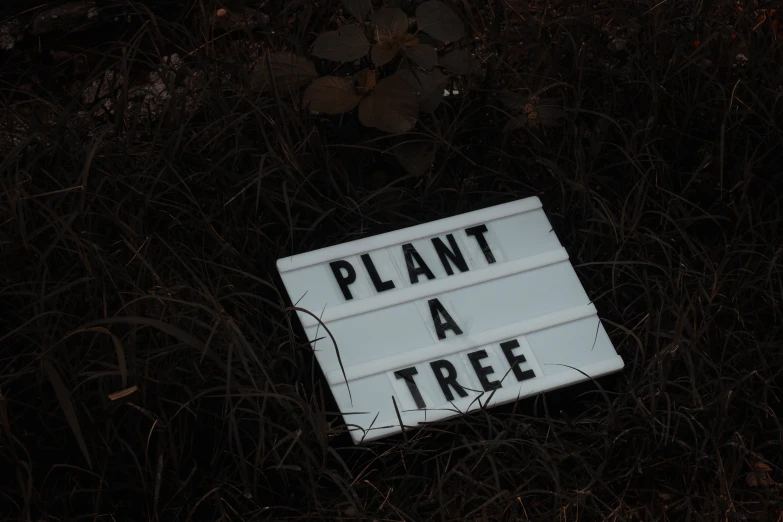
277, 197, 624, 443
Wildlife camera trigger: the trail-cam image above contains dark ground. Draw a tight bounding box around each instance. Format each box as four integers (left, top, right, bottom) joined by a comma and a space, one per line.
1, 0, 782, 520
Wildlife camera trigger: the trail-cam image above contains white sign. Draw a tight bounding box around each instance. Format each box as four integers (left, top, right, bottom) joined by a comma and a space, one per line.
277, 197, 624, 443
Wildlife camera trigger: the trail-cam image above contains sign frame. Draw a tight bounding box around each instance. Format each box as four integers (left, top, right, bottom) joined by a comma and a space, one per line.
277, 197, 624, 443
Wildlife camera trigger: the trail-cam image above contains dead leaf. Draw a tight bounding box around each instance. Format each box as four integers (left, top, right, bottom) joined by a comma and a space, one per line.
356, 68, 377, 93
108, 385, 138, 401
303, 76, 362, 114
312, 25, 370, 62
372, 43, 400, 66
746, 471, 772, 488
416, 1, 465, 43
394, 141, 435, 176
404, 43, 437, 70
747, 461, 773, 488
343, 0, 372, 20
397, 68, 447, 113
499, 93, 565, 130
253, 52, 318, 92
440, 49, 479, 75
372, 8, 409, 45
359, 75, 418, 132
50, 50, 74, 63
43, 360, 92, 469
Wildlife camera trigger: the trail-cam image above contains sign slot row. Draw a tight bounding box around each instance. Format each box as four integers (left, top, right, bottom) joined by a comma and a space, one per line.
324, 303, 598, 385
300, 248, 569, 327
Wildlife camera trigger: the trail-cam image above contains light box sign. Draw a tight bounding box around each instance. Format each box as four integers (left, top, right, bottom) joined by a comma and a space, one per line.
277, 197, 624, 443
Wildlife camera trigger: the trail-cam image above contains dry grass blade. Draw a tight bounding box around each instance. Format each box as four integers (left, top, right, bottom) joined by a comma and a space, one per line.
394, 141, 435, 176
287, 306, 353, 405
0, 388, 16, 463
78, 316, 229, 375
42, 360, 92, 470
392, 396, 407, 443
65, 327, 128, 387
108, 386, 138, 401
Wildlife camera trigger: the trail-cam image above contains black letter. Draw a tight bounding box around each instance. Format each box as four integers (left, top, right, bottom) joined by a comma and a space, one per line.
500, 339, 535, 382
394, 367, 426, 409
430, 360, 468, 401
428, 298, 463, 340
467, 350, 501, 391
431, 234, 469, 275
402, 243, 435, 284
465, 224, 496, 264
360, 253, 395, 293
329, 260, 356, 300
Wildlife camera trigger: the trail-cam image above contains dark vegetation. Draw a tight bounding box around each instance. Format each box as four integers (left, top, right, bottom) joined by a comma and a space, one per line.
1, 0, 782, 520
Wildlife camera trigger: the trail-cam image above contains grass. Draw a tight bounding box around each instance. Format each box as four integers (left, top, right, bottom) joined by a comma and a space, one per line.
1, 0, 781, 520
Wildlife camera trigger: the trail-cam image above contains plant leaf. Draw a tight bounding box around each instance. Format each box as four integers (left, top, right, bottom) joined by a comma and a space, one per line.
503, 114, 528, 132
404, 43, 437, 70
343, 0, 372, 20
371, 43, 399, 66
497, 91, 529, 110
312, 25, 370, 62
415, 1, 465, 42
537, 103, 567, 128
399, 33, 418, 46
359, 76, 418, 132
371, 8, 409, 45
440, 49, 478, 75
43, 360, 92, 469
253, 52, 318, 92
394, 141, 435, 176
355, 68, 377, 93
416, 32, 439, 47
397, 68, 447, 113
303, 76, 361, 114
